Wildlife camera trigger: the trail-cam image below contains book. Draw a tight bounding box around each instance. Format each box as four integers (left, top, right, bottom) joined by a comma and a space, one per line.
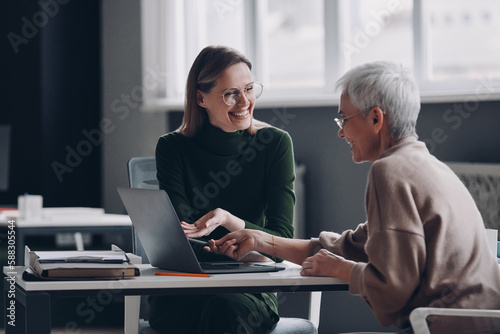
35, 250, 129, 263
26, 246, 140, 280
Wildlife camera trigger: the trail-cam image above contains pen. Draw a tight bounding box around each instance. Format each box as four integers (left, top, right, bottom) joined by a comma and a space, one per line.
188, 238, 209, 247
155, 272, 210, 277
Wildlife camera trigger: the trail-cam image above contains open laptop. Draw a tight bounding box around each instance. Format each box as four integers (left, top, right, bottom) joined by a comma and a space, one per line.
117, 187, 284, 274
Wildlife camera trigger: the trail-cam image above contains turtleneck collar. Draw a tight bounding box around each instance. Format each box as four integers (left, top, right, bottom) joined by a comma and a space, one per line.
379, 135, 419, 160
194, 121, 248, 155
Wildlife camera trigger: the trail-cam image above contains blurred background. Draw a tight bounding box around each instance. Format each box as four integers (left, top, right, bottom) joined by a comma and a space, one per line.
1, 0, 500, 332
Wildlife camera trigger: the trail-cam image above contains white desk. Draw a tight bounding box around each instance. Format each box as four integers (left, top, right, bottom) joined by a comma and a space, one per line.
3, 263, 348, 334
1, 211, 132, 265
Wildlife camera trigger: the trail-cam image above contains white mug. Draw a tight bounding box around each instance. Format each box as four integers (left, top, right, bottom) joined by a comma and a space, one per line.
485, 229, 498, 258
18, 194, 43, 220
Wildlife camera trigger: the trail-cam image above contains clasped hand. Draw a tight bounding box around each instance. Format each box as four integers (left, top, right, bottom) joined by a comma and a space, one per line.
204, 230, 256, 261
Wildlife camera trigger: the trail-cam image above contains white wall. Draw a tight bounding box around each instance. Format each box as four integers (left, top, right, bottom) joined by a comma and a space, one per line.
101, 0, 167, 213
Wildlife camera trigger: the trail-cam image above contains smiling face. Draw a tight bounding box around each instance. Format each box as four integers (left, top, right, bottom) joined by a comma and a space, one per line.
197, 62, 255, 133
337, 93, 383, 163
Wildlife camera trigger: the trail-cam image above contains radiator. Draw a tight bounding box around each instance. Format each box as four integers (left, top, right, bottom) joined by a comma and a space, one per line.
294, 163, 307, 239
446, 162, 500, 231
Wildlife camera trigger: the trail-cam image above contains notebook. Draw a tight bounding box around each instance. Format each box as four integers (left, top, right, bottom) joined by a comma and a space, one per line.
117, 187, 284, 274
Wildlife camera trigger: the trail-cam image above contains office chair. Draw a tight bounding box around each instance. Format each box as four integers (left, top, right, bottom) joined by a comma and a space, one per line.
337, 307, 500, 334
126, 156, 320, 334
409, 307, 500, 334
127, 156, 159, 264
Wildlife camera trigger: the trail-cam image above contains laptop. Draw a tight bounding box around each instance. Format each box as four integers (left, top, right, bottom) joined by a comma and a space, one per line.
117, 187, 284, 274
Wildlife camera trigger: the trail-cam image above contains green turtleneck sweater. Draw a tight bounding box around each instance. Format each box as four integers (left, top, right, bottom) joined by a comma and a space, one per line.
155, 122, 296, 244
151, 122, 294, 332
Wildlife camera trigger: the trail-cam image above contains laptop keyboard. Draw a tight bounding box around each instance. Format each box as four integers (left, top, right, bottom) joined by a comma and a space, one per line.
200, 262, 248, 270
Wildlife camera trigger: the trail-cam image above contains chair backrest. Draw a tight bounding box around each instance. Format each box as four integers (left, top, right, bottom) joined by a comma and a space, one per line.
127, 156, 159, 264
127, 156, 159, 190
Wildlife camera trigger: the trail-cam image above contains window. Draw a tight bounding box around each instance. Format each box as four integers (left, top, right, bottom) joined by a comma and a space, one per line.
141, 0, 500, 112
342, 0, 413, 71
427, 0, 500, 81
267, 0, 325, 89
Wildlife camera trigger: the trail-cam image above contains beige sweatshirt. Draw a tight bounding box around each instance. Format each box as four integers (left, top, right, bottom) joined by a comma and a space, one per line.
310, 137, 500, 333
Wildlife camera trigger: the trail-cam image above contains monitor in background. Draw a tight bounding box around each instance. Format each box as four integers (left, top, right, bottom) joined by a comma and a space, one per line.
0, 125, 11, 192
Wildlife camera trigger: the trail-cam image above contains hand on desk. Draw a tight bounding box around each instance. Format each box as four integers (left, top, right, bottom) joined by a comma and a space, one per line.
301, 249, 354, 282
207, 229, 355, 282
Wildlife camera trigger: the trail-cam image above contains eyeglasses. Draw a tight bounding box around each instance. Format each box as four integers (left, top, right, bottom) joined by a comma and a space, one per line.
334, 107, 377, 130
220, 82, 263, 106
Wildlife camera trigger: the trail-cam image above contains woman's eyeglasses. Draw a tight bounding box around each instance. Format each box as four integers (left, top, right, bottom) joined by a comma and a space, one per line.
334, 111, 363, 130
220, 82, 263, 106
334, 107, 381, 130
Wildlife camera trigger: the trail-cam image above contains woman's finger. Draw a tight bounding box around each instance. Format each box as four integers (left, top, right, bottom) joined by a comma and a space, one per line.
206, 240, 218, 253
218, 239, 237, 254
185, 230, 205, 238
181, 221, 197, 230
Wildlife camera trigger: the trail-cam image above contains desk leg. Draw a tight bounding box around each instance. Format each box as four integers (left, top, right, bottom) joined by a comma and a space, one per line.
124, 295, 140, 334
16, 230, 25, 266
4, 279, 51, 334
25, 291, 51, 334
308, 291, 322, 329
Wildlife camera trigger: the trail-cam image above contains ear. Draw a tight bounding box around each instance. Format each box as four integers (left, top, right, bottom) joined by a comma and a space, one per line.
197, 90, 207, 108
371, 107, 385, 133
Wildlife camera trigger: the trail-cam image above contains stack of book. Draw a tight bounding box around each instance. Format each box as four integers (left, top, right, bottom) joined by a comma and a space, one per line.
25, 245, 140, 280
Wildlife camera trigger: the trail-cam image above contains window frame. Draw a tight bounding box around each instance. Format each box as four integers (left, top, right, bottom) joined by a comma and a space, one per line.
140, 0, 500, 113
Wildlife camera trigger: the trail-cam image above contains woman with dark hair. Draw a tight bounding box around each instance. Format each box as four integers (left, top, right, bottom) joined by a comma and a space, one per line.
149, 45, 296, 333
178, 45, 269, 138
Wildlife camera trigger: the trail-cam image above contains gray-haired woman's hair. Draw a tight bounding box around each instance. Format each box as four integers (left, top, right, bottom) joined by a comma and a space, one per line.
335, 61, 421, 139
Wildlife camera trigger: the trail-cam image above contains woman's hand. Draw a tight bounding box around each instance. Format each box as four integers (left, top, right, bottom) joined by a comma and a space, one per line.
300, 249, 355, 282
181, 208, 245, 238
205, 230, 260, 261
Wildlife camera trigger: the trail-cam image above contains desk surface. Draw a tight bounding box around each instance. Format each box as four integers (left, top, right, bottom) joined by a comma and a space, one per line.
4, 263, 346, 334
5, 263, 348, 293
0, 213, 131, 227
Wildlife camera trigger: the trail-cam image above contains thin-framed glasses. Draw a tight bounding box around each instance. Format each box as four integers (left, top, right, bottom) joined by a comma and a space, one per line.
221, 82, 263, 106
334, 107, 377, 130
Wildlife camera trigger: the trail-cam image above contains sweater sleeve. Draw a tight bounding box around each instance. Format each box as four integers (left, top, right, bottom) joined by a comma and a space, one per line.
243, 129, 295, 239
348, 162, 426, 327
317, 223, 369, 262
